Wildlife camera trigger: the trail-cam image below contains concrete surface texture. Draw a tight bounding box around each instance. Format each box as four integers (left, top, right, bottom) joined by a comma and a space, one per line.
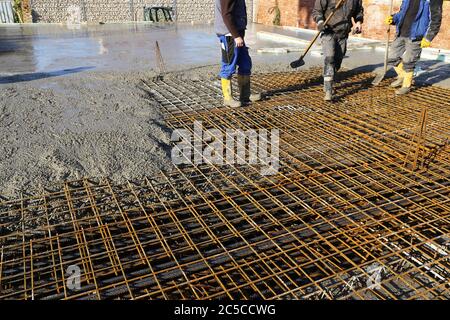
1, 22, 447, 81
0, 23, 302, 74
0, 22, 449, 196
0, 70, 173, 196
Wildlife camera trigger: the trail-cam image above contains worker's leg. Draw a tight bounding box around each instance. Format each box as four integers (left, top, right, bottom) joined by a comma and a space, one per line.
388, 36, 407, 87
219, 35, 239, 79
218, 35, 241, 107
236, 45, 252, 76
396, 39, 422, 95
321, 33, 336, 101
387, 36, 406, 67
236, 45, 261, 103
402, 39, 422, 73
322, 33, 336, 81
334, 37, 348, 74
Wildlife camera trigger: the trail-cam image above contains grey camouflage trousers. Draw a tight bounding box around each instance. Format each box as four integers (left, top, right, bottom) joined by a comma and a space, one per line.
388, 36, 423, 72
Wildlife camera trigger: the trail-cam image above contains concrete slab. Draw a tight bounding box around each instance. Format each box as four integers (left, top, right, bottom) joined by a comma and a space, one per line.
0, 22, 448, 88
0, 23, 305, 74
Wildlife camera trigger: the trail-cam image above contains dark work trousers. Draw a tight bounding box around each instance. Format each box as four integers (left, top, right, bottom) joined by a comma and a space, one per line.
321, 32, 348, 82
387, 36, 423, 72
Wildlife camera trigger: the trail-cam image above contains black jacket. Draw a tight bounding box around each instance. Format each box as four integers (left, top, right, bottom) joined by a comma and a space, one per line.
215, 0, 247, 38
312, 0, 364, 36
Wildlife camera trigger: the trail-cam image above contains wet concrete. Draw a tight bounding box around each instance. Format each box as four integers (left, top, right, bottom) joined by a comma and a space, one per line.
0, 22, 449, 196
0, 22, 448, 87
0, 23, 303, 74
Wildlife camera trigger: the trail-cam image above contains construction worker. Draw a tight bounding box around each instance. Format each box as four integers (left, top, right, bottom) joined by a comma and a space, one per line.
215, 0, 261, 107
312, 0, 364, 101
386, 0, 443, 95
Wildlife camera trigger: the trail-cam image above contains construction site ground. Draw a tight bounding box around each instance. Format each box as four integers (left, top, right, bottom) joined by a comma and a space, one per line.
1, 22, 449, 196
0, 22, 449, 300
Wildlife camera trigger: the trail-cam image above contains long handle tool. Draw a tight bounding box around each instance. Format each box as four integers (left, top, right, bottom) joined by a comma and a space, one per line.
290, 0, 347, 69
372, 0, 395, 85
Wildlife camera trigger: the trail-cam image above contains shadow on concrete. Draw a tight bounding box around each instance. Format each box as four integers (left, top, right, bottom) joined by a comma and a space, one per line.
415, 60, 450, 86
341, 63, 385, 76
264, 63, 385, 98
264, 74, 323, 97
423, 139, 449, 170
0, 66, 95, 84
334, 78, 373, 102
348, 60, 450, 87
332, 63, 385, 100
139, 82, 174, 160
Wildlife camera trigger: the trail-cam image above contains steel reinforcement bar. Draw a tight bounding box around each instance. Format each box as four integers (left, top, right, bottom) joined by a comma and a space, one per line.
0, 69, 448, 300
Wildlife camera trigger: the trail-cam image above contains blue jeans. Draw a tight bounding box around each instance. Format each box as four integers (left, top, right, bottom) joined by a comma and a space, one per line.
218, 35, 252, 79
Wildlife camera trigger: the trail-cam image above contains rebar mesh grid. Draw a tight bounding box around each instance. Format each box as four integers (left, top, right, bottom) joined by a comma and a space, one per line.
0, 69, 449, 300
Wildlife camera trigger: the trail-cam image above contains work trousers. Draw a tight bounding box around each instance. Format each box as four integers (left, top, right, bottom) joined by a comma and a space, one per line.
218, 34, 252, 79
387, 36, 423, 72
321, 32, 348, 82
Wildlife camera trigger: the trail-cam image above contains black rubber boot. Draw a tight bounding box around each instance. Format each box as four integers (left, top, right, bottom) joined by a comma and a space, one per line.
237, 75, 262, 104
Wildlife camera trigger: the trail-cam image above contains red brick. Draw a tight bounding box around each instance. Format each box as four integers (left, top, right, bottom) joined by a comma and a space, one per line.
256, 0, 450, 49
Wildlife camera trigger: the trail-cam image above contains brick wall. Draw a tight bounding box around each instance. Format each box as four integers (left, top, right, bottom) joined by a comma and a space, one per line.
30, 0, 254, 24
256, 0, 299, 27
434, 1, 450, 49
297, 0, 316, 28
256, 0, 450, 50
360, 0, 450, 49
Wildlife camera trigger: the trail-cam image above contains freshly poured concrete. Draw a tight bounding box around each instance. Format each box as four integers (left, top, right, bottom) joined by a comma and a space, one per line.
1, 22, 448, 86
0, 22, 449, 196
0, 23, 307, 75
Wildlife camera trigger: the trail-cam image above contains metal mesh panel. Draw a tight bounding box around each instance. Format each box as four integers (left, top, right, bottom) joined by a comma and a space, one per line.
0, 69, 449, 300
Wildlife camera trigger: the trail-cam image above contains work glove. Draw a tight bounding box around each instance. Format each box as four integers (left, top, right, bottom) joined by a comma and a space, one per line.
317, 20, 329, 32
420, 38, 431, 48
385, 15, 394, 25
352, 22, 362, 35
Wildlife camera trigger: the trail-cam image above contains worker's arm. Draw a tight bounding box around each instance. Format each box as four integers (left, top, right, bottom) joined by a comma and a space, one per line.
220, 0, 240, 39
392, 0, 408, 25
424, 0, 443, 42
353, 0, 364, 23
312, 0, 327, 24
